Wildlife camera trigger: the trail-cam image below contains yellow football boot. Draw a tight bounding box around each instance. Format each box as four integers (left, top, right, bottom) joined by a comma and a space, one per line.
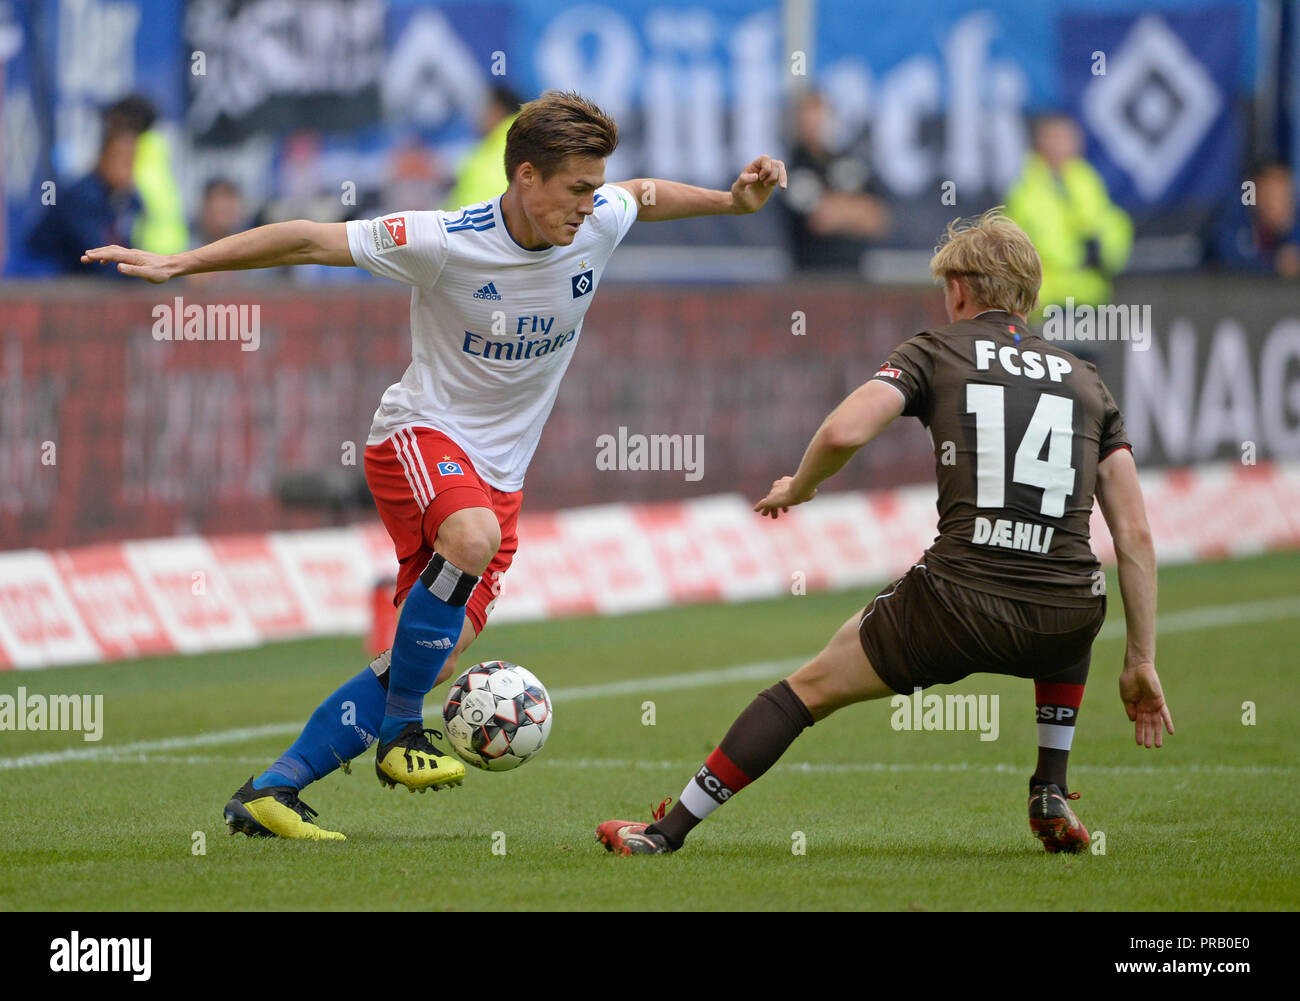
223, 777, 346, 840
375, 723, 465, 791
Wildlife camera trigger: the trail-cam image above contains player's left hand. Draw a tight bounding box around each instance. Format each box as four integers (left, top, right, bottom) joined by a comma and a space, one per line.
731, 155, 787, 213
81, 244, 180, 283
1119, 660, 1174, 748
754, 475, 816, 518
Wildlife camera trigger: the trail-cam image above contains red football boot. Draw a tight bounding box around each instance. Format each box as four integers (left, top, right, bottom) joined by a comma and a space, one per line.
1029, 783, 1090, 854
597, 797, 676, 855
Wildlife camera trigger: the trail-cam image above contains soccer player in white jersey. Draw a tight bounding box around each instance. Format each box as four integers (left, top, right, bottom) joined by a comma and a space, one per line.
83, 91, 787, 839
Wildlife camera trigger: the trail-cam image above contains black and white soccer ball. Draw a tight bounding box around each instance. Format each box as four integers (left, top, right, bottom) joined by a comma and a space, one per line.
442, 661, 553, 771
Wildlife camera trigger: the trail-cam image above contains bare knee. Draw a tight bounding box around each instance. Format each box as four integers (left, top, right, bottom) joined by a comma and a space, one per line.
788, 662, 857, 722
434, 507, 500, 576
787, 612, 895, 721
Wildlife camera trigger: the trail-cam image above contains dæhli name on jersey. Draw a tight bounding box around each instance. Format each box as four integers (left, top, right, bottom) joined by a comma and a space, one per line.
972, 516, 1054, 553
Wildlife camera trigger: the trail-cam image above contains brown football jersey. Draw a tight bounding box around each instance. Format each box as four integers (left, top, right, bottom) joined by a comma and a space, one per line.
869, 309, 1131, 606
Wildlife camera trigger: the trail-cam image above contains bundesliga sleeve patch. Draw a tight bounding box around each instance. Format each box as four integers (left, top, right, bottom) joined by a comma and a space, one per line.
371, 215, 409, 255
875, 365, 902, 379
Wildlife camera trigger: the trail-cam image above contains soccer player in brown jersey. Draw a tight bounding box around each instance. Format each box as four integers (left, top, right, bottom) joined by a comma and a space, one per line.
597, 208, 1173, 856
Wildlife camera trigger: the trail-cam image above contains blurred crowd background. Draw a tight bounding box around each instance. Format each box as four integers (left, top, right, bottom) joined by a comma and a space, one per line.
3, 0, 1299, 552
4, 0, 1298, 294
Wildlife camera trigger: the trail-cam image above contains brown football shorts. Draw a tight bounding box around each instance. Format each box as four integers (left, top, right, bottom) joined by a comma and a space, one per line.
858, 563, 1106, 694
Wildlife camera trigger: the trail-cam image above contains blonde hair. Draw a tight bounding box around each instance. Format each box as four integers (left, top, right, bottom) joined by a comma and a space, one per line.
929, 208, 1041, 316
505, 90, 619, 182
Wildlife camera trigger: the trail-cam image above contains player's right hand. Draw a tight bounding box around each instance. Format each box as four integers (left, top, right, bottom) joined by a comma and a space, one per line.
754, 475, 816, 518
1119, 660, 1174, 748
81, 245, 180, 283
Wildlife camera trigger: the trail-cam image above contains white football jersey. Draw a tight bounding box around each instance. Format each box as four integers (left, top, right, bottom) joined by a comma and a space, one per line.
346, 184, 639, 491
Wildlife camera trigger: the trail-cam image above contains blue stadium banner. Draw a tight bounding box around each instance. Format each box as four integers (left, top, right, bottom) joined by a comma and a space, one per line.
0, 0, 1277, 272
1060, 4, 1245, 212
2, 0, 184, 274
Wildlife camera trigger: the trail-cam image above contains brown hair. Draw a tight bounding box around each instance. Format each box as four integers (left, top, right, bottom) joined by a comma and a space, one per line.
504, 90, 619, 183
930, 207, 1042, 316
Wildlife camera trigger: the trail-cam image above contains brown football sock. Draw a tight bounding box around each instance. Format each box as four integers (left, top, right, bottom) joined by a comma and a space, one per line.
649, 680, 813, 848
1031, 657, 1090, 797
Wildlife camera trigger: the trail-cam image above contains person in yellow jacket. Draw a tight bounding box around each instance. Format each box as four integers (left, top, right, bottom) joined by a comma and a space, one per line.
444, 86, 522, 210
98, 96, 189, 255
133, 127, 189, 255
1005, 113, 1132, 317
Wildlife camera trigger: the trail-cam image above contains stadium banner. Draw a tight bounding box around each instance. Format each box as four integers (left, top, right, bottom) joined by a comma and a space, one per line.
1, 0, 1267, 273
1059, 3, 1246, 225
4, 276, 1300, 551
1, 0, 186, 274
814, 0, 1256, 249
1, 459, 1297, 669
0, 282, 945, 551
185, 0, 386, 146
1101, 275, 1300, 468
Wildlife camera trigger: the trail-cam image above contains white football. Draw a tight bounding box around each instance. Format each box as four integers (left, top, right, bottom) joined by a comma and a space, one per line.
442, 661, 553, 771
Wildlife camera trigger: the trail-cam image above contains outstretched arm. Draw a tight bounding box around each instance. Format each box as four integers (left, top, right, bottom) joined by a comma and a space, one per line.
82, 220, 353, 284
614, 154, 787, 222
754, 380, 905, 518
1096, 446, 1173, 748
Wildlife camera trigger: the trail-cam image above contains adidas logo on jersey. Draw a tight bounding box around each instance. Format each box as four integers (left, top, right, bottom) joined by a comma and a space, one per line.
473, 282, 503, 301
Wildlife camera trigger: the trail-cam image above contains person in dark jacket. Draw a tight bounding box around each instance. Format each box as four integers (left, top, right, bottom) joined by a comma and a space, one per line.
1211, 160, 1300, 278
22, 97, 153, 277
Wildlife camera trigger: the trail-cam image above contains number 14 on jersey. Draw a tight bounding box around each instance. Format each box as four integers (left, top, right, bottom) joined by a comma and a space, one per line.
965, 384, 1076, 518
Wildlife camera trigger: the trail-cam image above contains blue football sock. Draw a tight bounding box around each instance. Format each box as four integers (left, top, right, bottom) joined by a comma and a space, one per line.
379, 553, 479, 746
253, 652, 391, 792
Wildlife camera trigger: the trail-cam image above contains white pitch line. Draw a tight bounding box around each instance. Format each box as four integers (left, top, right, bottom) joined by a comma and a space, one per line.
1, 594, 1296, 772
66, 753, 271, 766
0, 723, 304, 771
551, 758, 1297, 777
1095, 595, 1300, 641
17, 751, 1293, 778
0, 662, 804, 771
549, 657, 806, 702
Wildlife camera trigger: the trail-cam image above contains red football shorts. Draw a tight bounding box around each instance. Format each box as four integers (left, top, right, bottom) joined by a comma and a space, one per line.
363, 426, 522, 634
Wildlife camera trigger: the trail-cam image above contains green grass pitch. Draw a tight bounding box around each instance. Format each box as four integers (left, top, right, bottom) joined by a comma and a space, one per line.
1, 551, 1297, 911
